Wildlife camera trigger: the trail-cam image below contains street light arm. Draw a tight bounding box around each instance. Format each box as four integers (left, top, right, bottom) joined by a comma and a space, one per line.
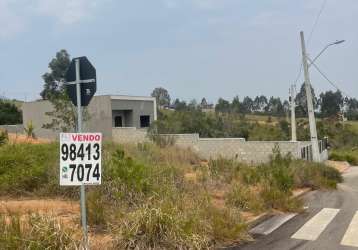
309, 44, 331, 66
309, 39, 345, 67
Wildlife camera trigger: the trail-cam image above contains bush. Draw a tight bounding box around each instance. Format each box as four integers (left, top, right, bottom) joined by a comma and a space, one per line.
0, 143, 77, 198
0, 144, 57, 195
330, 149, 358, 165
292, 161, 343, 189
0, 129, 8, 146
226, 184, 264, 213
259, 182, 302, 212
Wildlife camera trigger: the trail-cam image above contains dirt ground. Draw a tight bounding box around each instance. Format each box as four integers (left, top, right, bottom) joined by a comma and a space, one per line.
0, 198, 113, 249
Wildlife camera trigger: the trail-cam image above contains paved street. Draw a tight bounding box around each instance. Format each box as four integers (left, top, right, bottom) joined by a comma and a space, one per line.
233, 167, 358, 250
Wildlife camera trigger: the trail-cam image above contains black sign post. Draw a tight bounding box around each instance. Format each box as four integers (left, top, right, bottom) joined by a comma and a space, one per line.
65, 56, 96, 249
65, 56, 96, 106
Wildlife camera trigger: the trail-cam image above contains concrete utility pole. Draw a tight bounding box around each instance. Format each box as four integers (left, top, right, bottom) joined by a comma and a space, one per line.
290, 85, 297, 142
75, 59, 88, 248
300, 31, 320, 162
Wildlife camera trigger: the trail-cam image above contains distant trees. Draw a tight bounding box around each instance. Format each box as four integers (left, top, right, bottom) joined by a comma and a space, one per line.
319, 90, 343, 117
151, 87, 171, 109
150, 81, 357, 121
253, 95, 268, 112
0, 100, 22, 125
295, 83, 318, 117
345, 98, 358, 120
215, 98, 231, 113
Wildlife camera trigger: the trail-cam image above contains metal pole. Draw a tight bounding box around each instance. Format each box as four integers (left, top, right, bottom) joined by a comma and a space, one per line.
75, 59, 88, 248
300, 31, 320, 162
290, 85, 297, 142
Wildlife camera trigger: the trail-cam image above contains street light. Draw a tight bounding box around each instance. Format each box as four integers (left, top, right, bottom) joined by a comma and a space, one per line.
309, 39, 345, 66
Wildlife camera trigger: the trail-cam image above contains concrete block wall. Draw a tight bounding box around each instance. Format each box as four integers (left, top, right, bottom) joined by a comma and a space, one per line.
0, 125, 24, 134
110, 128, 318, 164
112, 127, 148, 144
197, 140, 302, 164
160, 134, 200, 150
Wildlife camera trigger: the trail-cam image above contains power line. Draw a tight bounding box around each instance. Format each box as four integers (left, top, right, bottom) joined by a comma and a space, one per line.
307, 0, 328, 44
309, 60, 354, 99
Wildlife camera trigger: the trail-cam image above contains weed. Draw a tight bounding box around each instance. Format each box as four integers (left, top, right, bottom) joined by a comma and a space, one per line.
0, 214, 80, 249
0, 129, 8, 146
24, 121, 36, 139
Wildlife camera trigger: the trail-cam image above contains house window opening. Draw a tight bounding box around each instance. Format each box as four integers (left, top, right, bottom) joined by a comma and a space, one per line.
115, 116, 123, 127
140, 115, 150, 128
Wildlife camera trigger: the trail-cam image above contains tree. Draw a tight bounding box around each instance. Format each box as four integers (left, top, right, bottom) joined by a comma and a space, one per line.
241, 96, 253, 114
295, 83, 318, 117
40, 50, 87, 131
319, 90, 343, 117
0, 99, 22, 125
200, 98, 208, 108
40, 50, 71, 100
231, 96, 241, 113
173, 98, 187, 111
345, 97, 358, 120
253, 95, 268, 112
151, 87, 171, 109
215, 98, 231, 113
266, 97, 284, 116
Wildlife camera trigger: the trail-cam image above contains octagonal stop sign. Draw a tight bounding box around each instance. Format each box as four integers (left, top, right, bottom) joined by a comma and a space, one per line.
65, 56, 97, 107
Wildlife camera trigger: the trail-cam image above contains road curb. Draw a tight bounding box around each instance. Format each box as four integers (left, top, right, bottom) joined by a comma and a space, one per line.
247, 212, 274, 229
246, 188, 312, 229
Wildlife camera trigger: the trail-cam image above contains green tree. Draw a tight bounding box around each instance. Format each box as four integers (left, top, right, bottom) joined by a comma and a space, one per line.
253, 95, 268, 112
215, 98, 231, 113
151, 87, 171, 109
173, 98, 187, 111
40, 50, 71, 100
40, 50, 88, 131
231, 96, 241, 113
241, 96, 253, 114
319, 90, 343, 117
295, 83, 318, 117
345, 97, 358, 120
266, 97, 284, 116
0, 99, 22, 125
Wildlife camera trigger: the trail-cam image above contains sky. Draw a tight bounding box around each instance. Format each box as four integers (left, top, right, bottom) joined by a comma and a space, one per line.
0, 0, 357, 103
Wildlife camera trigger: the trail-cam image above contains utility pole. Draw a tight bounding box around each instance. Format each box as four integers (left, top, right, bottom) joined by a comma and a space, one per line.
290, 84, 297, 142
75, 59, 88, 248
300, 31, 320, 162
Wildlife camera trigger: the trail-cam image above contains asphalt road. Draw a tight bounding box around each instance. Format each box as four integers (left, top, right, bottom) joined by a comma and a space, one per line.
232, 167, 358, 250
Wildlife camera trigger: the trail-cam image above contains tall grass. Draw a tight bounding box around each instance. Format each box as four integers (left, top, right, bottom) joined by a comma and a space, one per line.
0, 214, 80, 249
330, 148, 358, 166
0, 142, 343, 249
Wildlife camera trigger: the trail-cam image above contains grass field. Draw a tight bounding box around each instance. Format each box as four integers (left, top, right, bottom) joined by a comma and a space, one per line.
0, 139, 343, 249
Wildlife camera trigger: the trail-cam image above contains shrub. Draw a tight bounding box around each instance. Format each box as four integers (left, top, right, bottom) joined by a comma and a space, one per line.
259, 182, 302, 212
114, 203, 211, 249
0, 143, 57, 195
208, 158, 239, 181
226, 184, 264, 213
291, 161, 342, 189
104, 149, 152, 200
0, 129, 8, 146
330, 149, 358, 165
24, 121, 36, 139
87, 190, 107, 228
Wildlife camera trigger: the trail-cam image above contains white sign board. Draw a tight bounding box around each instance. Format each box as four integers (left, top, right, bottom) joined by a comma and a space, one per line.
60, 133, 102, 186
